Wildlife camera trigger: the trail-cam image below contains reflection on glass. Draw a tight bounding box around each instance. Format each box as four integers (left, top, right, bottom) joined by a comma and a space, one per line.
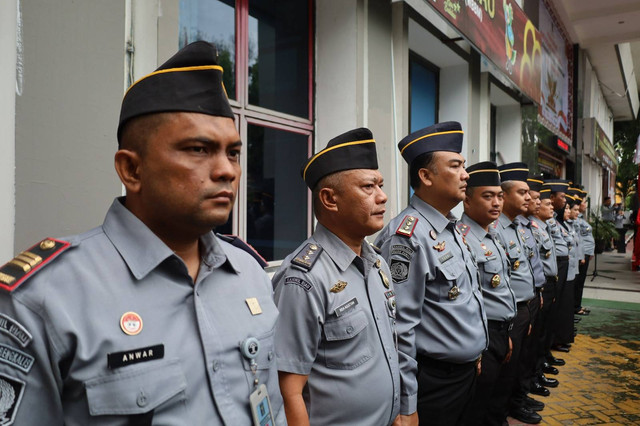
179, 0, 236, 100
248, 0, 309, 117
247, 124, 308, 261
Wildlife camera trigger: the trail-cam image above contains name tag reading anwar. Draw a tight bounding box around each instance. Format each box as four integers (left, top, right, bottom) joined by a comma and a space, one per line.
107, 344, 164, 369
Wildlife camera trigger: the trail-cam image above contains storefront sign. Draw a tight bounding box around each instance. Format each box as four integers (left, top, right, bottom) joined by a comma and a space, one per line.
556, 138, 569, 153
427, 0, 542, 102
538, 2, 572, 142
594, 121, 618, 174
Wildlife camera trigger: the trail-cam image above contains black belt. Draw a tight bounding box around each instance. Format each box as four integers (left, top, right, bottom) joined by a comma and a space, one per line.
417, 354, 478, 371
557, 256, 569, 261
516, 298, 534, 309
546, 275, 558, 283
487, 319, 513, 332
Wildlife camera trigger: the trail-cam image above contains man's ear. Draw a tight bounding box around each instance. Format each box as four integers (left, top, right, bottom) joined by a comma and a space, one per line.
418, 167, 434, 188
318, 187, 339, 213
114, 149, 142, 194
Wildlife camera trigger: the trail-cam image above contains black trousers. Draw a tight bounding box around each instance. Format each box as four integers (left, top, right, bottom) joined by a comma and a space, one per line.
512, 291, 541, 407
546, 257, 568, 353
555, 277, 575, 345
574, 256, 591, 312
417, 355, 478, 426
536, 279, 557, 374
461, 322, 511, 426
486, 302, 531, 423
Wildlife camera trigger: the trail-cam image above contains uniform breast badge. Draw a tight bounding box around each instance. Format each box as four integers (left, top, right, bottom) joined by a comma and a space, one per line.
330, 280, 348, 293
491, 274, 501, 288
513, 260, 520, 270
379, 270, 390, 289
433, 241, 446, 252
448, 285, 460, 300
429, 230, 437, 240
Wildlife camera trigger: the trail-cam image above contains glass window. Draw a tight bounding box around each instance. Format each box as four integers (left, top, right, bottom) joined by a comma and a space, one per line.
179, 0, 236, 100
246, 124, 309, 261
409, 56, 438, 132
248, 0, 310, 118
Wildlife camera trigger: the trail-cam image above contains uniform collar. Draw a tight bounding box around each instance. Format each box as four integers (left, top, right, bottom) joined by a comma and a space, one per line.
409, 194, 451, 233
516, 215, 530, 226
498, 212, 516, 229
461, 213, 488, 240
313, 223, 376, 272
103, 198, 234, 280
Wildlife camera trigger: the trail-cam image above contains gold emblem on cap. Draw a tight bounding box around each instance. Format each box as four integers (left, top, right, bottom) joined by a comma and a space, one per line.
39, 239, 55, 250
491, 274, 501, 288
330, 281, 348, 293
513, 260, 520, 270
379, 269, 390, 289
433, 241, 446, 252
448, 285, 460, 300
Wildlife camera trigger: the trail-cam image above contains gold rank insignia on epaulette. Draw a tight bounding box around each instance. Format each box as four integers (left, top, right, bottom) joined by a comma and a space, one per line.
490, 220, 498, 229
395, 215, 418, 237
369, 241, 382, 254
0, 238, 71, 292
291, 243, 323, 272
530, 221, 538, 229
456, 223, 470, 236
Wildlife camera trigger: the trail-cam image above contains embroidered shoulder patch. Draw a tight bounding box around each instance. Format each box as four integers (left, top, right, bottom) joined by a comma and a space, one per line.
284, 276, 313, 292
389, 259, 410, 283
291, 243, 323, 272
391, 245, 414, 260
0, 238, 71, 292
0, 315, 32, 348
395, 215, 418, 237
0, 344, 34, 373
0, 373, 25, 425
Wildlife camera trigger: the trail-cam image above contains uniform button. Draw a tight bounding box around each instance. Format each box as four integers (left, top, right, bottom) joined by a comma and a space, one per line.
268, 351, 274, 361
346, 326, 354, 334
376, 315, 380, 320
137, 391, 148, 407
212, 360, 220, 371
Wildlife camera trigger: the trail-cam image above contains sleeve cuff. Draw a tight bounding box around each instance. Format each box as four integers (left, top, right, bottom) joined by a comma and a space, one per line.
275, 357, 312, 375
400, 394, 417, 415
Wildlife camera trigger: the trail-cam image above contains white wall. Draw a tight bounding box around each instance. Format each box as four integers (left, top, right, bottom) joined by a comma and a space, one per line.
495, 105, 522, 163
0, 0, 17, 260
14, 0, 126, 250
583, 56, 614, 141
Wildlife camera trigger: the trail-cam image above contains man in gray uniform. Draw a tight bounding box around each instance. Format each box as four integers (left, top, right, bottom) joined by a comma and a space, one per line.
574, 188, 594, 315
490, 162, 541, 425
458, 162, 516, 426
375, 122, 488, 426
273, 128, 401, 426
0, 42, 285, 425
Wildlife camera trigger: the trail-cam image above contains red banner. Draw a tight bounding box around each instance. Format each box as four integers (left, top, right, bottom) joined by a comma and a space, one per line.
427, 0, 542, 102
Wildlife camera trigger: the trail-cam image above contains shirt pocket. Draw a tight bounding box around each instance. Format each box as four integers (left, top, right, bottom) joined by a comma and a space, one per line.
437, 262, 465, 301
85, 358, 187, 417
240, 327, 276, 372
322, 309, 372, 370
481, 259, 503, 288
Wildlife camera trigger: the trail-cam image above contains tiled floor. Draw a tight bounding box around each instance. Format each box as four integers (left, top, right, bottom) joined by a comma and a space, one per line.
508, 249, 640, 425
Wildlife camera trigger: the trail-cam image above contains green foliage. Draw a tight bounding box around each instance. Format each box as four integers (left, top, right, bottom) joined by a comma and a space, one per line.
588, 211, 619, 242
613, 120, 640, 207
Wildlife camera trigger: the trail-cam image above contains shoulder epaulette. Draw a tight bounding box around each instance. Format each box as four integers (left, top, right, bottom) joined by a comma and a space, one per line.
530, 221, 539, 229
456, 223, 470, 236
291, 243, 323, 272
395, 215, 418, 237
490, 220, 498, 229
217, 234, 268, 268
0, 238, 71, 292
368, 242, 382, 255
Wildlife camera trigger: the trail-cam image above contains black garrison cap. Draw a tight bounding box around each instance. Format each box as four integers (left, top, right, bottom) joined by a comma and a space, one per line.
397, 121, 463, 166
302, 128, 378, 190
466, 161, 501, 187
118, 41, 234, 143
498, 162, 529, 183
539, 188, 551, 199
527, 174, 544, 192
543, 179, 570, 193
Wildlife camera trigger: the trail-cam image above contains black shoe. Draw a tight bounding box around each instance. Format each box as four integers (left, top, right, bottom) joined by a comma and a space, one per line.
547, 355, 565, 366
538, 374, 559, 388
530, 381, 550, 396
543, 363, 559, 375
574, 317, 581, 323
509, 406, 542, 424
525, 396, 545, 412
552, 344, 570, 353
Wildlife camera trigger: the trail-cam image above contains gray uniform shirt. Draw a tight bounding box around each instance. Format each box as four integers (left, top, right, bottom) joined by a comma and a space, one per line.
492, 213, 536, 302
0, 198, 285, 425
375, 195, 488, 414
517, 215, 546, 289
273, 224, 400, 426
565, 220, 581, 281
577, 215, 595, 256
530, 216, 558, 278
547, 214, 569, 257
459, 214, 516, 322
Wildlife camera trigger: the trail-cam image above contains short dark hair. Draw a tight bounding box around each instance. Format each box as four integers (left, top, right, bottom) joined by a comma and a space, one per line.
409, 152, 436, 190
119, 113, 171, 154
